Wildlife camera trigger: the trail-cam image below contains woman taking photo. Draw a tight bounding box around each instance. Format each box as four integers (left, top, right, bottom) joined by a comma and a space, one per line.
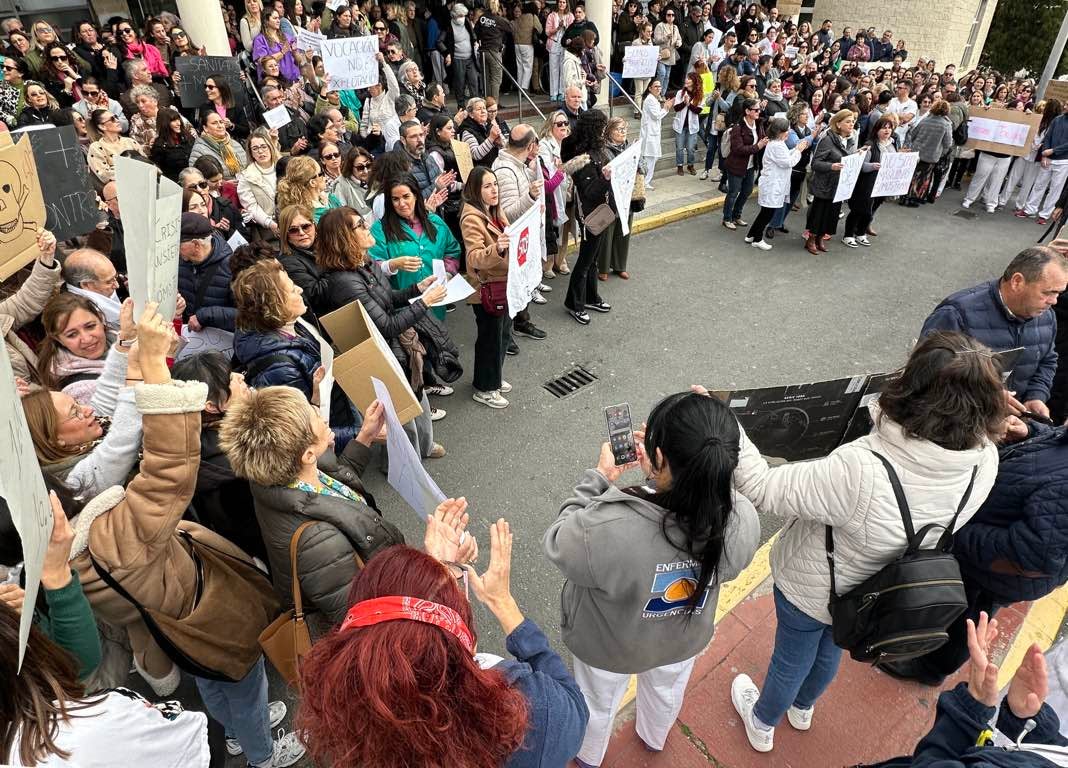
744, 116, 808, 251
461, 166, 514, 410
298, 525, 589, 767
237, 127, 282, 240
369, 175, 462, 323
189, 111, 248, 181
544, 390, 760, 766
804, 108, 857, 254
729, 331, 1002, 754
721, 98, 768, 232
194, 75, 250, 142
537, 110, 573, 278
673, 71, 703, 176
843, 115, 893, 247
276, 155, 340, 222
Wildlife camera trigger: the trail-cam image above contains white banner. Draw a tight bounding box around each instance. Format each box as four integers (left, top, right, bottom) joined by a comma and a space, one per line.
321, 35, 380, 91
295, 27, 325, 53
608, 142, 641, 235
505, 203, 545, 319
0, 342, 52, 670
968, 116, 1030, 148
116, 156, 183, 321
871, 151, 920, 198
833, 151, 866, 203
622, 45, 658, 79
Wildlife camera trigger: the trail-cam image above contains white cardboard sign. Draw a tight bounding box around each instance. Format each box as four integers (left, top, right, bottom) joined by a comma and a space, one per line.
833, 151, 866, 203
295, 27, 326, 53
263, 105, 292, 130
321, 35, 380, 91
622, 45, 659, 79
608, 142, 641, 235
505, 203, 545, 318
871, 151, 920, 198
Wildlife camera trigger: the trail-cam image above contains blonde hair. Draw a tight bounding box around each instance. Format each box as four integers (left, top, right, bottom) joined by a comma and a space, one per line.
276, 155, 323, 211
829, 108, 855, 132
219, 386, 316, 487
232, 258, 290, 332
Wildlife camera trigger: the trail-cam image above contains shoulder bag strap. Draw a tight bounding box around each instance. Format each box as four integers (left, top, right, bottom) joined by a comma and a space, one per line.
936, 465, 978, 551
289, 521, 316, 620
869, 451, 916, 543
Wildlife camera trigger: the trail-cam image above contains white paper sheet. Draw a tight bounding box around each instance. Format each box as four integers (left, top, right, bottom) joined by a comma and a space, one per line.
505, 203, 545, 318
298, 318, 334, 423
408, 272, 475, 306
0, 343, 52, 670
263, 105, 292, 130
871, 151, 920, 198
226, 230, 248, 250
176, 325, 235, 359
372, 376, 445, 519
608, 142, 641, 235
321, 35, 380, 91
622, 45, 658, 79
833, 151, 866, 203
295, 27, 325, 54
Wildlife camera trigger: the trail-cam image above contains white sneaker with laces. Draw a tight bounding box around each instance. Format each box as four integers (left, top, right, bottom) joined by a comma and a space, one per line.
961, 199, 972, 209
751, 240, 772, 250
538, 282, 553, 292
430, 407, 447, 421
228, 702, 288, 755
744, 235, 755, 243
787, 705, 814, 731
530, 290, 547, 305
856, 235, 871, 246
499, 380, 513, 394
472, 389, 509, 408
424, 383, 454, 396
250, 729, 306, 768
699, 169, 709, 180
731, 674, 774, 753
842, 236, 858, 248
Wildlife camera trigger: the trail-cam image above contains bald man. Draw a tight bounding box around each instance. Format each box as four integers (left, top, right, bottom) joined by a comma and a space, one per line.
63, 248, 122, 329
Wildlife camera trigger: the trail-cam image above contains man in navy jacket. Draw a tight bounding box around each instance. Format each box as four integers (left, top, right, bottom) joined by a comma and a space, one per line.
178, 212, 237, 332
920, 247, 1068, 420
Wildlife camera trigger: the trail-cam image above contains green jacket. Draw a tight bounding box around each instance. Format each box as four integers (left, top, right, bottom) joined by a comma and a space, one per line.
368, 214, 461, 321
36, 570, 102, 680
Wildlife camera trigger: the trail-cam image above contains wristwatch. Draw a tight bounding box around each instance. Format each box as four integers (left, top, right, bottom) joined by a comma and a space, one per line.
118, 337, 135, 349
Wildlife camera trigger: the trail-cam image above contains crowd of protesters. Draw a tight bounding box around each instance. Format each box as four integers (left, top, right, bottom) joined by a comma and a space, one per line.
2, 1, 1068, 767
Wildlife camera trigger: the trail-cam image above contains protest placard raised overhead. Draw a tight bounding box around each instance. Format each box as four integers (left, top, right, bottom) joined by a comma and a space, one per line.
321, 35, 380, 91
14, 126, 98, 242
0, 132, 47, 281
622, 45, 658, 79
174, 56, 246, 108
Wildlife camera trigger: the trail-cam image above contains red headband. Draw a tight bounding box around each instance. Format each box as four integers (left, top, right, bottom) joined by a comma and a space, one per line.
340, 596, 475, 653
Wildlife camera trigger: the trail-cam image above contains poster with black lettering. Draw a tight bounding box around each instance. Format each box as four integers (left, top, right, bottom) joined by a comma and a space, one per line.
717, 376, 867, 461
13, 125, 98, 241
175, 55, 246, 108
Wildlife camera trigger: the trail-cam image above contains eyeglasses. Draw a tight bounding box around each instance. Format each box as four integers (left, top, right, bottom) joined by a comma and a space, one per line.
1, 64, 17, 71
250, 143, 270, 152
313, 171, 324, 179
374, 25, 387, 31
102, 115, 119, 123
83, 88, 100, 96
185, 180, 209, 190
118, 27, 135, 36
350, 217, 369, 230
204, 83, 218, 90
172, 30, 187, 38
50, 54, 68, 62
321, 151, 340, 160
287, 222, 314, 234
61, 405, 93, 425
553, 119, 569, 127
353, 162, 372, 171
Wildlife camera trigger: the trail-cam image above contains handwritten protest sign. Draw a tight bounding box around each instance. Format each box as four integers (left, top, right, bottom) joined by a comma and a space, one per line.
176, 326, 234, 359
14, 126, 97, 242
608, 142, 641, 235
0, 341, 52, 670
833, 151, 866, 203
964, 107, 1041, 157
116, 157, 183, 321
0, 133, 47, 281
372, 376, 446, 519
871, 151, 919, 198
175, 56, 246, 108
451, 139, 474, 181
505, 203, 545, 318
263, 105, 292, 130
622, 45, 658, 78
321, 35, 379, 91
295, 27, 325, 54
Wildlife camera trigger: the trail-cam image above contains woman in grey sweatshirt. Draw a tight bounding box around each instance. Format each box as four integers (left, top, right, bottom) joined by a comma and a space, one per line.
543, 390, 761, 767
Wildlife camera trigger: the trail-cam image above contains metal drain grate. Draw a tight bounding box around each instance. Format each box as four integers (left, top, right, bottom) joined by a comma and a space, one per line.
952, 209, 977, 220
543, 366, 598, 398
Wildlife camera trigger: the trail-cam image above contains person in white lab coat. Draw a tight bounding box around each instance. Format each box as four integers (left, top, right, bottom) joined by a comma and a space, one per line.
744, 116, 808, 250
640, 80, 669, 189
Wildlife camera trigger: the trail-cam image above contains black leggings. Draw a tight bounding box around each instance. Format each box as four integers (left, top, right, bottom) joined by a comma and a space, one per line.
745, 205, 777, 241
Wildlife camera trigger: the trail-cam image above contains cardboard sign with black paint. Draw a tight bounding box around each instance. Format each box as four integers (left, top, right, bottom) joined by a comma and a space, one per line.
14, 125, 98, 241
175, 56, 246, 108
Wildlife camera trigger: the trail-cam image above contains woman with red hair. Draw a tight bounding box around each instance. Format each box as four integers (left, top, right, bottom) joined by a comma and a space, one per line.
297, 520, 589, 768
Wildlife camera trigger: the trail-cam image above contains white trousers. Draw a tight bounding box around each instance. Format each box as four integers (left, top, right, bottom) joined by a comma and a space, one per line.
1025, 165, 1053, 216
643, 154, 657, 186
965, 154, 1012, 209
573, 654, 697, 766
1001, 157, 1041, 209
549, 46, 565, 98
1026, 160, 1068, 219
516, 44, 534, 89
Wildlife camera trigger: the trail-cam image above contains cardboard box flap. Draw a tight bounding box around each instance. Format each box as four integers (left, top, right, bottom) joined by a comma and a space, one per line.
320, 299, 371, 352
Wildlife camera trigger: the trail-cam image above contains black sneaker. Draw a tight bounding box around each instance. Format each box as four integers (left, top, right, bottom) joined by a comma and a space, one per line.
513, 322, 547, 340
567, 309, 591, 325
506, 340, 520, 355
585, 300, 611, 313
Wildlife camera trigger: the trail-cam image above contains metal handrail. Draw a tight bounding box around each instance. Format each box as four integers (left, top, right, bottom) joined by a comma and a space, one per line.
500, 63, 546, 122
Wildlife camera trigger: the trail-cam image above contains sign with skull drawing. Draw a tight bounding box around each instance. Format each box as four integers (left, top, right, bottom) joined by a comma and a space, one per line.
0, 133, 47, 281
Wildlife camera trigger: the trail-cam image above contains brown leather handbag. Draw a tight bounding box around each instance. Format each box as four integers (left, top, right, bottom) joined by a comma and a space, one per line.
258, 522, 315, 686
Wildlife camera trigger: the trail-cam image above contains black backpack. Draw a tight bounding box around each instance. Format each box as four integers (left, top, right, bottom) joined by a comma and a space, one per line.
952, 116, 969, 146
825, 452, 977, 664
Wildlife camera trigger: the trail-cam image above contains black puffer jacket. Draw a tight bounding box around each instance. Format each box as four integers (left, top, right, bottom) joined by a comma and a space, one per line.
250, 439, 404, 624
150, 138, 194, 182
178, 232, 236, 331
278, 245, 332, 318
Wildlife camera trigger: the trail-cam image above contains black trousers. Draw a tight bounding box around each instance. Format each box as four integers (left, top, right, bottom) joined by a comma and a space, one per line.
844, 195, 874, 238
565, 229, 604, 311
745, 205, 777, 241
806, 196, 842, 238
472, 303, 511, 392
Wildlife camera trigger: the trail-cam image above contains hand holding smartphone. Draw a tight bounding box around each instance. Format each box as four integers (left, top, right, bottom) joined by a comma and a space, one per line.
605, 403, 637, 466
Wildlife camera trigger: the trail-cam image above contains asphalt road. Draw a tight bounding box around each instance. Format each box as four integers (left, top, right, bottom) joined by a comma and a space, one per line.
209, 188, 1048, 765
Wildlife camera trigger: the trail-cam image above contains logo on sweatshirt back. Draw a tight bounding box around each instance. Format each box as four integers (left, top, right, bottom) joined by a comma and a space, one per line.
643, 561, 708, 618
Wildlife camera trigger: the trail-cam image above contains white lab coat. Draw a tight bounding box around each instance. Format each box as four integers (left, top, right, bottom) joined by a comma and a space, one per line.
641, 93, 669, 160
757, 138, 803, 208
672, 88, 701, 134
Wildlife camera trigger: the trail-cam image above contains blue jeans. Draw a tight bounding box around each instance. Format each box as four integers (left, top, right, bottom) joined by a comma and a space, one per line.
675, 129, 697, 166
752, 587, 842, 728
723, 168, 755, 222
656, 61, 671, 90
194, 656, 272, 765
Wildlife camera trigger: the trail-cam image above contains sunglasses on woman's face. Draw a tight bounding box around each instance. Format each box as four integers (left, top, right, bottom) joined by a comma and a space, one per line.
288, 222, 314, 234
353, 162, 372, 171
374, 25, 387, 31
119, 27, 135, 36
185, 180, 209, 190
205, 83, 218, 90
321, 151, 341, 160
50, 54, 68, 62
1, 64, 17, 72
553, 120, 569, 127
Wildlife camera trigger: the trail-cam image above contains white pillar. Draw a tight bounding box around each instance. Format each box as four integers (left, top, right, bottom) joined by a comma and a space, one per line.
176, 0, 231, 57
587, 0, 613, 107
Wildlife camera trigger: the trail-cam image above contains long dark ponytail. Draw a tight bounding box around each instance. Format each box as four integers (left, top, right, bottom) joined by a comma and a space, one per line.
643, 392, 740, 609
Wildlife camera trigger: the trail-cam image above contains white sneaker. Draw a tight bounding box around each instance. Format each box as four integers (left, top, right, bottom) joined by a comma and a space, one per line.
699, 169, 709, 180
961, 199, 972, 209
133, 658, 180, 697
472, 389, 509, 408
751, 240, 772, 251
430, 407, 446, 421
787, 705, 813, 731
538, 282, 553, 293
499, 380, 513, 394
227, 701, 288, 755
646, 181, 655, 190
842, 236, 858, 248
731, 674, 774, 753
743, 235, 755, 243
856, 235, 871, 246
530, 289, 547, 305
424, 384, 454, 396
986, 205, 997, 214
251, 729, 306, 768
